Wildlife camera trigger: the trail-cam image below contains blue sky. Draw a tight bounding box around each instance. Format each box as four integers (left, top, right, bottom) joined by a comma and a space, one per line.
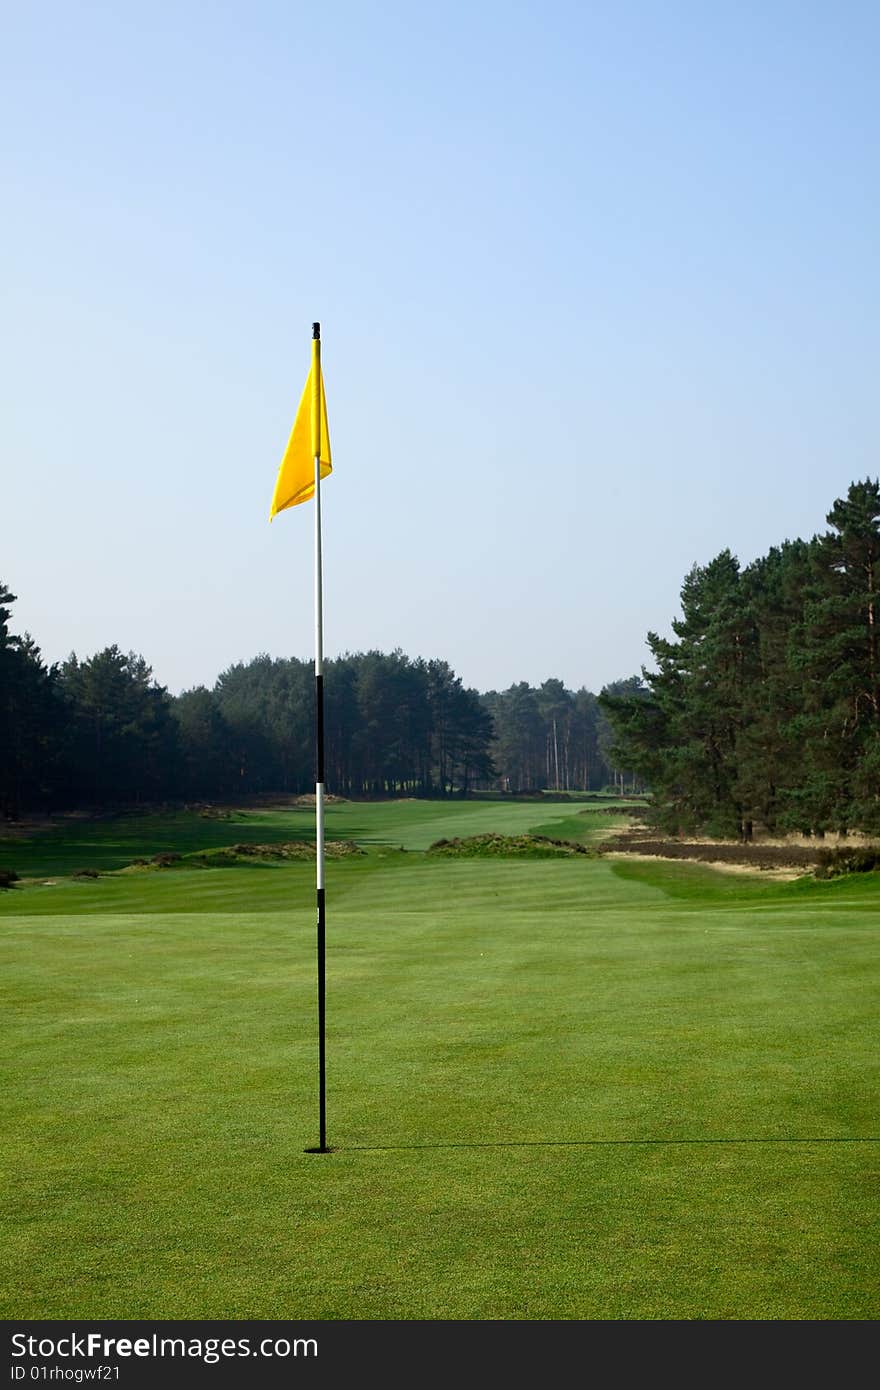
3, 1, 878, 696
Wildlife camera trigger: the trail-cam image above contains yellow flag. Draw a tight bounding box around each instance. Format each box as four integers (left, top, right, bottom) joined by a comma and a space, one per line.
269, 338, 332, 519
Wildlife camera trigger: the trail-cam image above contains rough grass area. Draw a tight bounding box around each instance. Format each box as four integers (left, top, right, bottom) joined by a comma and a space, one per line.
602, 828, 880, 881
815, 846, 880, 878
600, 831, 824, 872
428, 833, 597, 858
125, 840, 366, 871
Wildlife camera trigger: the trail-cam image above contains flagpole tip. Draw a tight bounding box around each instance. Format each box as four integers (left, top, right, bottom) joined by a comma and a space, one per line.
312, 322, 320, 340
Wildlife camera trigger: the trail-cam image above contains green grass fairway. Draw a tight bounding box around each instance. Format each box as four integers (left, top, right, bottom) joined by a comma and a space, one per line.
2, 799, 878, 1319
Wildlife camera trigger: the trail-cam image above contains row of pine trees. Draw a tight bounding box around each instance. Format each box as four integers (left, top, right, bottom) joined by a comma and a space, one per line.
0, 585, 631, 817
9, 479, 877, 831
600, 479, 880, 838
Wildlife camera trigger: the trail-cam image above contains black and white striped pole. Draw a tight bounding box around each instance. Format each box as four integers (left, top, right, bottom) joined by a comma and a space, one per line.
267, 321, 333, 1154
308, 320, 329, 1154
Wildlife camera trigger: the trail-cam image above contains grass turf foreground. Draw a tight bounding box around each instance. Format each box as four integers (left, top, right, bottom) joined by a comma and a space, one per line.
1, 798, 878, 1320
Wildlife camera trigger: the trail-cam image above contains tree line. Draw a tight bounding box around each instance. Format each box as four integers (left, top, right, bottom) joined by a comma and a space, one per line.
600, 479, 880, 839
0, 583, 635, 816
483, 677, 644, 794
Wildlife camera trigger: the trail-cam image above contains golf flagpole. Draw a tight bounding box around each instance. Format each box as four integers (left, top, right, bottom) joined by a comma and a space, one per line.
268, 320, 333, 1155
311, 322, 329, 1154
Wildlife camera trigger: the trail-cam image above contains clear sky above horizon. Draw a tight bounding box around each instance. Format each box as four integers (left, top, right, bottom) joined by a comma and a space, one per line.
3, 1, 878, 697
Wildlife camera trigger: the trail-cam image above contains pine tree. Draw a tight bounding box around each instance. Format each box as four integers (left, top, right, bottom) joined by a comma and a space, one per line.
0, 583, 63, 818
791, 479, 880, 833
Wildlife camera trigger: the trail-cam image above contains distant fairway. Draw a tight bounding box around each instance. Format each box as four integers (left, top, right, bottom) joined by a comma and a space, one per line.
2, 799, 877, 1320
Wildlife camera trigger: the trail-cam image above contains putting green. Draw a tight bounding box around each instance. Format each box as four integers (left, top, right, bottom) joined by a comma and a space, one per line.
1, 801, 877, 1319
